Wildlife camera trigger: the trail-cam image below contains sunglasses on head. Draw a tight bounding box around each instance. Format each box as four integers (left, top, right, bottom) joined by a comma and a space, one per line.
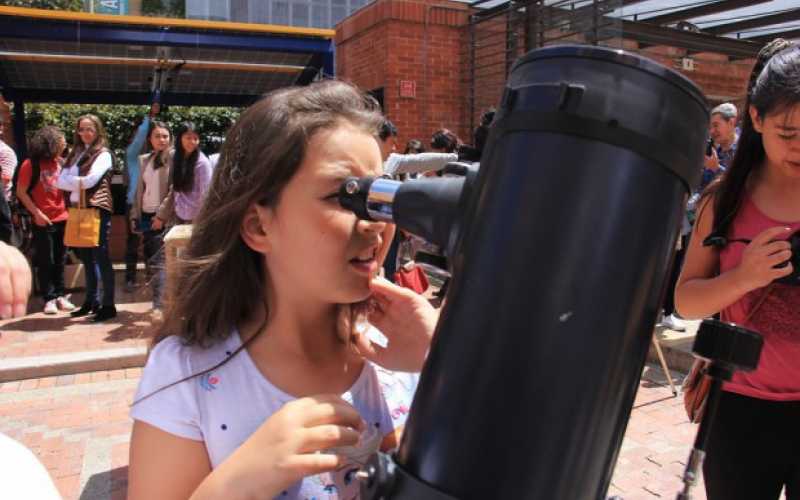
703, 231, 800, 286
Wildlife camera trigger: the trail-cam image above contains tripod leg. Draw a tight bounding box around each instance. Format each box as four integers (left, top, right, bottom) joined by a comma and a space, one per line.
652, 334, 678, 396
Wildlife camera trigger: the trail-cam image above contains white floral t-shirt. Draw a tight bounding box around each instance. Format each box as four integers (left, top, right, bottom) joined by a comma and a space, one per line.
130, 331, 418, 499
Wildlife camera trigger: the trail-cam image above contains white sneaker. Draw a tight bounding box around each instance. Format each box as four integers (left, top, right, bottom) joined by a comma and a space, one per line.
56, 296, 76, 311
661, 313, 686, 332
43, 300, 58, 315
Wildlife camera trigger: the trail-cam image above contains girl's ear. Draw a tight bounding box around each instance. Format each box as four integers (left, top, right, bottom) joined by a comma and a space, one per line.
240, 203, 273, 254
749, 105, 764, 133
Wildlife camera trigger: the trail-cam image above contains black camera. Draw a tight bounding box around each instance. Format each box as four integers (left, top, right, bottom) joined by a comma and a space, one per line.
703, 230, 800, 286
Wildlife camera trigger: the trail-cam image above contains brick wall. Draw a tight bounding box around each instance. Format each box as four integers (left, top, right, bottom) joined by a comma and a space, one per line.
337, 0, 757, 147
337, 0, 471, 148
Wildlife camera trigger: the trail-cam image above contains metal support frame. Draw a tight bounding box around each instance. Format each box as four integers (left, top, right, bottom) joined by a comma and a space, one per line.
620, 19, 762, 58
0, 16, 332, 55
643, 0, 770, 26
704, 8, 800, 36
0, 10, 335, 106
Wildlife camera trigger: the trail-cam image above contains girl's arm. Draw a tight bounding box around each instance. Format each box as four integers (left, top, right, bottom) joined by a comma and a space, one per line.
55, 152, 112, 191
15, 170, 50, 227
675, 197, 793, 319
55, 165, 77, 192
128, 421, 214, 500
129, 396, 366, 500
128, 117, 150, 159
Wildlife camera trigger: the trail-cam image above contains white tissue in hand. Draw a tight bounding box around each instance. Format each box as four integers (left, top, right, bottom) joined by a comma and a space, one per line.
324, 422, 381, 464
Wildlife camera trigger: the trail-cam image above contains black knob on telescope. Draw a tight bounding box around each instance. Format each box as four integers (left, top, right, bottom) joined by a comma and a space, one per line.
693, 319, 763, 375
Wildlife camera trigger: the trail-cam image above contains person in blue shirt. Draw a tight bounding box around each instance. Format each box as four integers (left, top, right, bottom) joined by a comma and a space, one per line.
124, 103, 159, 291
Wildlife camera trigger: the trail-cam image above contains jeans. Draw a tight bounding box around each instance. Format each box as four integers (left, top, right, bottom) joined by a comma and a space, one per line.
77, 210, 115, 307
32, 221, 66, 301
125, 203, 141, 283
141, 212, 164, 309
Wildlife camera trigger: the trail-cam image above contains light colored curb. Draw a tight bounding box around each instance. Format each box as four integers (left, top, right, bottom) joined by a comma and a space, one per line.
0, 347, 147, 382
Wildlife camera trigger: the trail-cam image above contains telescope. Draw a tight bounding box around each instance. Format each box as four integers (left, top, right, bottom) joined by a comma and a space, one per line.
339, 45, 760, 499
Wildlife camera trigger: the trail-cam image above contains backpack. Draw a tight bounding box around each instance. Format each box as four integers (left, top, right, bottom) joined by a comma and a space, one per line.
10, 158, 40, 210
8, 158, 37, 252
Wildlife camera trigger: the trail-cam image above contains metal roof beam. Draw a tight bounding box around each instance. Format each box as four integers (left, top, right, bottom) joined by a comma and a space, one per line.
8, 88, 257, 107
620, 19, 762, 58
0, 15, 333, 55
705, 8, 800, 35
0, 52, 305, 74
644, 0, 770, 26
746, 27, 800, 43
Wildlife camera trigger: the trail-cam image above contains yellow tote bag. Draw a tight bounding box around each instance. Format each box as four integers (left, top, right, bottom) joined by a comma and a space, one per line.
64, 180, 100, 248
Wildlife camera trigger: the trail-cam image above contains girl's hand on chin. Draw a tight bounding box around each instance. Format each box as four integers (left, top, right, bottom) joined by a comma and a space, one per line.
354, 276, 437, 372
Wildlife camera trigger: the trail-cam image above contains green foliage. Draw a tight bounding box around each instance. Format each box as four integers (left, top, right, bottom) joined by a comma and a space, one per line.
0, 0, 83, 10
141, 0, 184, 18
24, 103, 240, 170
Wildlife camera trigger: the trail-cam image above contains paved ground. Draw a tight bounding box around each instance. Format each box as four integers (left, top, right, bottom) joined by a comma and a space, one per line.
0, 271, 720, 499
0, 362, 710, 500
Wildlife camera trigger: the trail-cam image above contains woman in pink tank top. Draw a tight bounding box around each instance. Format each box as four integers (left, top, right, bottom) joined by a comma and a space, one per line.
676, 42, 800, 500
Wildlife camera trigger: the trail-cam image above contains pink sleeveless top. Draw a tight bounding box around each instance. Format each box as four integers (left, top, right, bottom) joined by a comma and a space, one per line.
719, 196, 800, 401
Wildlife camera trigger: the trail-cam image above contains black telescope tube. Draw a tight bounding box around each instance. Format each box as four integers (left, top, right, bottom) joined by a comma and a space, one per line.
390, 46, 708, 499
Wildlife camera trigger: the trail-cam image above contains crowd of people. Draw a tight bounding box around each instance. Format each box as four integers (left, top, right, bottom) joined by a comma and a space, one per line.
0, 38, 797, 500
0, 103, 216, 323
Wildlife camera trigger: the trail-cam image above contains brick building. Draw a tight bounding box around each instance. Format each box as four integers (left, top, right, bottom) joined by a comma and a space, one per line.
335, 0, 758, 149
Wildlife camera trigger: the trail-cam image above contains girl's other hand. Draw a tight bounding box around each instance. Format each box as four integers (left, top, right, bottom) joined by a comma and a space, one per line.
151, 217, 164, 231
359, 276, 437, 372
202, 395, 364, 498
732, 226, 793, 293
0, 241, 31, 318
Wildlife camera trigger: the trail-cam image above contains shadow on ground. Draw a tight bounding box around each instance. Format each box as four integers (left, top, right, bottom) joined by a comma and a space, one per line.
79, 466, 128, 500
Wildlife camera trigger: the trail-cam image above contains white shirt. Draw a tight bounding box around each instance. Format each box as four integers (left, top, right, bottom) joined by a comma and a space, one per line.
383, 152, 459, 177
0, 432, 62, 500
56, 151, 112, 204
131, 332, 418, 499
140, 159, 163, 214
0, 140, 18, 201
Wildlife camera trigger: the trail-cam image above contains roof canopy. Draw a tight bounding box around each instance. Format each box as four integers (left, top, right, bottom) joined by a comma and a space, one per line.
471, 0, 799, 59
0, 6, 335, 107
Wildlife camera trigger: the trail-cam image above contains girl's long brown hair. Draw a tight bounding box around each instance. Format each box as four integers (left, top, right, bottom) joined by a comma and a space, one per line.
64, 114, 109, 172
156, 80, 384, 348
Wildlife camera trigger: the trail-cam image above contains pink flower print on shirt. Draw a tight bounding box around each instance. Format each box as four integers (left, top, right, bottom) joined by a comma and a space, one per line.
391, 404, 409, 420
199, 373, 220, 391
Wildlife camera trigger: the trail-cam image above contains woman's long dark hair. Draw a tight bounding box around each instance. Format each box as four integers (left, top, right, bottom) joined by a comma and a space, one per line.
172, 121, 200, 193
147, 121, 171, 171
707, 41, 799, 238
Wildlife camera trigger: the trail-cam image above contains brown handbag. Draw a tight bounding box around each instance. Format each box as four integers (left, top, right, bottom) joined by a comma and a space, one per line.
63, 180, 100, 248
682, 285, 772, 423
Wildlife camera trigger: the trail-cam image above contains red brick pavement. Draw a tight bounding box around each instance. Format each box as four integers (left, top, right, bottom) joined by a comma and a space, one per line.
0, 363, 725, 500
0, 290, 154, 360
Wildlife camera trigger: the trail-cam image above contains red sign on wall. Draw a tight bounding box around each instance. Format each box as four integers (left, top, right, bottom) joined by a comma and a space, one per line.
399, 80, 416, 99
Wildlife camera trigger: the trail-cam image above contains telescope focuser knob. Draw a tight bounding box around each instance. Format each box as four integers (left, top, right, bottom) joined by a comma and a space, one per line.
692, 319, 763, 377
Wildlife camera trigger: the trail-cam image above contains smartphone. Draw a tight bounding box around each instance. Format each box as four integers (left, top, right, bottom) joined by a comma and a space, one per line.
705, 138, 714, 156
